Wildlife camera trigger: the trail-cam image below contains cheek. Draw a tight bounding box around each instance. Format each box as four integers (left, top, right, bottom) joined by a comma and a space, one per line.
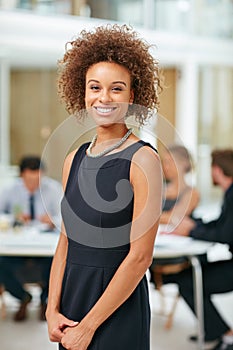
211, 170, 217, 182
84, 86, 96, 104
31, 179, 39, 189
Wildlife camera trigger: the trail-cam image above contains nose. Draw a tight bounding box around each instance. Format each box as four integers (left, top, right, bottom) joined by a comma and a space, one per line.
99, 89, 112, 103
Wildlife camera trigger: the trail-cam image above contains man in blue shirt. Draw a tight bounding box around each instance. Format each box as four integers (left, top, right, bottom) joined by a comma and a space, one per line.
0, 156, 62, 321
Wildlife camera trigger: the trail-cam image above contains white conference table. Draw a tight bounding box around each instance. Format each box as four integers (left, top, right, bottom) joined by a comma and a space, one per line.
154, 227, 214, 350
0, 227, 59, 257
0, 226, 214, 350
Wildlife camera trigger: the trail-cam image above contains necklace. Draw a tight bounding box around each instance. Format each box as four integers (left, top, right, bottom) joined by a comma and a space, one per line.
86, 128, 133, 158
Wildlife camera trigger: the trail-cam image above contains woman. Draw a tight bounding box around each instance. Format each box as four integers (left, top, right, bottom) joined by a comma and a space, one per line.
46, 25, 163, 350
160, 144, 199, 227
149, 144, 200, 314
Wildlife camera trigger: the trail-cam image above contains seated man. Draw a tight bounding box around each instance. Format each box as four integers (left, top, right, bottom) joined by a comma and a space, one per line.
164, 149, 233, 350
0, 156, 62, 321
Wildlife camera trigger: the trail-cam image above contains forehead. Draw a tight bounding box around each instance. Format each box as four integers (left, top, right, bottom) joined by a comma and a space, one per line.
22, 169, 40, 177
86, 62, 131, 80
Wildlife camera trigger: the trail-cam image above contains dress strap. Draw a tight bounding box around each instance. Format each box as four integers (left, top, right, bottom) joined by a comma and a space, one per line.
110, 139, 158, 162
138, 140, 158, 153
64, 143, 90, 192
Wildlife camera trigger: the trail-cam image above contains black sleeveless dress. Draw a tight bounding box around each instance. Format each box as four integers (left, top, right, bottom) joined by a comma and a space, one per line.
60, 140, 155, 350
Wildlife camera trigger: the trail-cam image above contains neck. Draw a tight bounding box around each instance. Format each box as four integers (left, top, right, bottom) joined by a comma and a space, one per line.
220, 178, 233, 192
95, 123, 129, 144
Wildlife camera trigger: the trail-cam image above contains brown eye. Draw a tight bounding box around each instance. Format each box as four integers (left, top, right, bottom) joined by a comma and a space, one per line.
112, 87, 123, 92
90, 85, 100, 91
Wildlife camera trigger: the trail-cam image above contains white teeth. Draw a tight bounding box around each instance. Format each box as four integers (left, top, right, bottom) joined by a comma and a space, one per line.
95, 107, 114, 113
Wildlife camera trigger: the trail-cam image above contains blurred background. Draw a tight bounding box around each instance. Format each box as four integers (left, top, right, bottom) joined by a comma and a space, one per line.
0, 2, 233, 350
0, 0, 233, 205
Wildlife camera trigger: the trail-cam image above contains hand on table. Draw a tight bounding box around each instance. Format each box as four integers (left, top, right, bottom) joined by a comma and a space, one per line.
173, 216, 196, 236
39, 214, 55, 228
16, 213, 31, 224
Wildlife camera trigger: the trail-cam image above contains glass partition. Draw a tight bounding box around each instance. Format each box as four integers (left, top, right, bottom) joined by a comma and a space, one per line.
197, 65, 233, 202
0, 0, 232, 38
0, 0, 72, 14
198, 66, 233, 148
154, 0, 233, 38
85, 0, 143, 26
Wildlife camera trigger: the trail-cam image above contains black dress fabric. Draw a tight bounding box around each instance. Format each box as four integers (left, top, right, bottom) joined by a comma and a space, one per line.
60, 140, 155, 350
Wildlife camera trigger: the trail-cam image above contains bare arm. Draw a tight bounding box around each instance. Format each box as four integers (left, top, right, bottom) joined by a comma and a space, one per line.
61, 146, 163, 349
46, 150, 78, 342
47, 230, 67, 314
160, 187, 199, 226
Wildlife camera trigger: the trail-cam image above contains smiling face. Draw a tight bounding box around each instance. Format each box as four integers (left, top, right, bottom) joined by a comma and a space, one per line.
85, 62, 134, 126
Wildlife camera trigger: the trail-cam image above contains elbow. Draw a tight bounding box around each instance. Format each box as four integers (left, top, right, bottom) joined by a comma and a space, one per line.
130, 251, 153, 272
145, 255, 154, 269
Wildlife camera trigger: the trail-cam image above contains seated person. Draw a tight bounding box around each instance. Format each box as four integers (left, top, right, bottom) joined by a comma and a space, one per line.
150, 144, 200, 284
0, 156, 62, 321
160, 144, 199, 226
164, 149, 233, 350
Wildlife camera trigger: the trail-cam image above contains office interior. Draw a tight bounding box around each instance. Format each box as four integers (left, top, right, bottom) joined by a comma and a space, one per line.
0, 1, 233, 349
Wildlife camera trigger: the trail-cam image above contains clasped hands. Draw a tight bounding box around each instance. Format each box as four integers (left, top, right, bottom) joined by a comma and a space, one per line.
47, 312, 95, 350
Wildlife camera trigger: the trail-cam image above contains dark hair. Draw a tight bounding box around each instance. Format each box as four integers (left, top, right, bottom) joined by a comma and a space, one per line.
167, 144, 193, 173
211, 149, 233, 178
19, 156, 45, 173
57, 24, 162, 125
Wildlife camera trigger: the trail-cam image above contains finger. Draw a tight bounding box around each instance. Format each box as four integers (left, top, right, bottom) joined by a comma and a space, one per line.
50, 330, 63, 343
59, 319, 79, 330
50, 335, 61, 343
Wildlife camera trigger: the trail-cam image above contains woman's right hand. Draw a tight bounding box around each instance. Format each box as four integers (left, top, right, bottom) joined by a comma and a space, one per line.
46, 310, 78, 343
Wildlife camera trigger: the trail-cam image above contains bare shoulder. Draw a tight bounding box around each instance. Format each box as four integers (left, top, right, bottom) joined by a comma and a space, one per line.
62, 148, 78, 188
63, 149, 78, 170
132, 144, 161, 168
130, 144, 162, 186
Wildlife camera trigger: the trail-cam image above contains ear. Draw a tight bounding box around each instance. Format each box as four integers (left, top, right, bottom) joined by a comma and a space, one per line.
129, 90, 134, 105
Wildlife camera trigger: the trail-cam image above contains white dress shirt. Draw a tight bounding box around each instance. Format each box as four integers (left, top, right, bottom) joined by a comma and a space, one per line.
0, 176, 63, 229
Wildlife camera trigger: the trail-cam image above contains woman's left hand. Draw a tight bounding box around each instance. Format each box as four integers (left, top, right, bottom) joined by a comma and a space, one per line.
61, 322, 95, 350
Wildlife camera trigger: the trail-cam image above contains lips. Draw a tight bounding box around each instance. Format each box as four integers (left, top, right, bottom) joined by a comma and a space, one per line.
94, 106, 117, 114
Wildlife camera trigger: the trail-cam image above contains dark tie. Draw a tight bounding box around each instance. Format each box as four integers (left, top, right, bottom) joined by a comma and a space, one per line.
29, 194, 35, 220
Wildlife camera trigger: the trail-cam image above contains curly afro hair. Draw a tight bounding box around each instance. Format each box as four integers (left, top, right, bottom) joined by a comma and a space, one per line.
57, 24, 162, 125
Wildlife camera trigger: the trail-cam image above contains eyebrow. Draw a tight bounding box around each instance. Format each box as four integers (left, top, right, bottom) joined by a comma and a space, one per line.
87, 79, 127, 87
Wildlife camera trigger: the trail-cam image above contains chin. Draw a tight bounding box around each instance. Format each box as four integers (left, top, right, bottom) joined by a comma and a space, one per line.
94, 117, 125, 128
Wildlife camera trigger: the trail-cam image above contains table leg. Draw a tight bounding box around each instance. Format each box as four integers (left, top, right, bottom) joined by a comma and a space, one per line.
189, 256, 205, 350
